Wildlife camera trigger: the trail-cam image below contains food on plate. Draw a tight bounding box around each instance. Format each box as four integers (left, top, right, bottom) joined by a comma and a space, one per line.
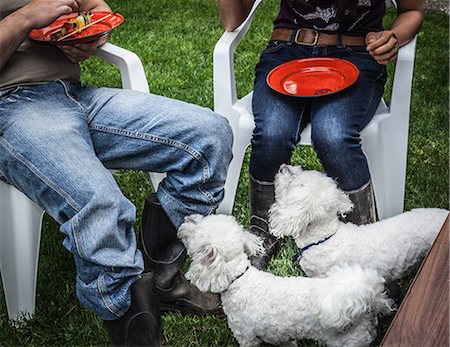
50, 12, 92, 41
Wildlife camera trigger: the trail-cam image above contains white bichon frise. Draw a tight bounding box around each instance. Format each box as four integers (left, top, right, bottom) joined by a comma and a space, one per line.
179, 214, 394, 347
269, 164, 449, 280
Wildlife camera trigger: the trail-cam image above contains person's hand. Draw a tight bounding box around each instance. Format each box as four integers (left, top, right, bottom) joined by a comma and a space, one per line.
19, 0, 81, 30
59, 34, 108, 63
365, 30, 399, 65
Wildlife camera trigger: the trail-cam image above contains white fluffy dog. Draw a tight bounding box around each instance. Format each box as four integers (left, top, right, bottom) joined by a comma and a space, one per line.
179, 214, 393, 347
269, 164, 449, 280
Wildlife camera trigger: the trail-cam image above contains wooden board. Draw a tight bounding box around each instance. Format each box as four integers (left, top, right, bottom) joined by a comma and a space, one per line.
381, 214, 449, 347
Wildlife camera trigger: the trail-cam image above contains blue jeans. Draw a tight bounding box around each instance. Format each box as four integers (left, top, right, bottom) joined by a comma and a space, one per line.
251, 41, 387, 191
0, 80, 233, 320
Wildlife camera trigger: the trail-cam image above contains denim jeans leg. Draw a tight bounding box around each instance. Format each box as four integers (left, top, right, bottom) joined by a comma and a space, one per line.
250, 43, 386, 189
309, 48, 387, 191
76, 85, 233, 228
250, 42, 309, 182
0, 81, 143, 320
0, 80, 232, 320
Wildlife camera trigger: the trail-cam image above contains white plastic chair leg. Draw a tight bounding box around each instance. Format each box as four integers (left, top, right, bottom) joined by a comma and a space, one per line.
0, 181, 44, 322
361, 115, 388, 219
149, 172, 166, 192
217, 117, 254, 214
368, 114, 408, 220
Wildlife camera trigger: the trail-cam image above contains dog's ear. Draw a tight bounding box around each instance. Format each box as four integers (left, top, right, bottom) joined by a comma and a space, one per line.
316, 175, 353, 216
242, 229, 264, 256
185, 243, 233, 293
269, 198, 312, 240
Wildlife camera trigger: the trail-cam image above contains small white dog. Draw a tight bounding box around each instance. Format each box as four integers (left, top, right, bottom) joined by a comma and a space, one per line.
269, 164, 449, 280
179, 214, 393, 347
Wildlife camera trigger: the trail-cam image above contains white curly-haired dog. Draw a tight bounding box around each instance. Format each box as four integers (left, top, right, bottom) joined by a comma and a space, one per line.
269, 164, 449, 280
178, 214, 394, 347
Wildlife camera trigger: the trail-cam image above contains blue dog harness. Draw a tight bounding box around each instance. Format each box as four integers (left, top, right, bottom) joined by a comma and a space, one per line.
292, 233, 335, 265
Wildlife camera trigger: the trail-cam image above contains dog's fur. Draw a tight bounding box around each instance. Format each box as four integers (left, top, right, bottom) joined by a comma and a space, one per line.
179, 214, 393, 347
269, 165, 449, 279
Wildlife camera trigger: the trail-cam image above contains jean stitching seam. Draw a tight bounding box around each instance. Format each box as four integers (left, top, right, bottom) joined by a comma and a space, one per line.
0, 167, 9, 184
98, 275, 124, 318
294, 102, 308, 144
71, 214, 88, 262
0, 138, 82, 213
57, 80, 88, 120
90, 124, 205, 162
90, 124, 215, 204
159, 185, 216, 216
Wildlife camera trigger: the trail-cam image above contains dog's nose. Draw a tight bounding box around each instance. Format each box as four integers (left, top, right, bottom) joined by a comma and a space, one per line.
279, 164, 289, 172
279, 164, 293, 176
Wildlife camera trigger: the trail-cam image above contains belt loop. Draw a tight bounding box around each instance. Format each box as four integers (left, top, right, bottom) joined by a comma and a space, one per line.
288, 29, 297, 45
337, 33, 344, 48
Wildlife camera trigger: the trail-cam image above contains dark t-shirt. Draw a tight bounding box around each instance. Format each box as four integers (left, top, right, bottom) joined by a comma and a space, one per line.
274, 0, 386, 36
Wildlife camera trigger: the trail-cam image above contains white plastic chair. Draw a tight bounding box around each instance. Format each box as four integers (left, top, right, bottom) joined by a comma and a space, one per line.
0, 42, 165, 322
213, 0, 417, 220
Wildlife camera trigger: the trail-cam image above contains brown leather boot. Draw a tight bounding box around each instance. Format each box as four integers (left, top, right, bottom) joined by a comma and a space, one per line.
344, 181, 377, 225
249, 174, 279, 270
138, 193, 222, 316
103, 272, 162, 347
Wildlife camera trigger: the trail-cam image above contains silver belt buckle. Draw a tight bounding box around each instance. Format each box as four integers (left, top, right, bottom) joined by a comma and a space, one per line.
294, 29, 319, 46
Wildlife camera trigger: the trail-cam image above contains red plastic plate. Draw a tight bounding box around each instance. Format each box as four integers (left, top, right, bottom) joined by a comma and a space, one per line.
29, 11, 124, 45
267, 58, 359, 97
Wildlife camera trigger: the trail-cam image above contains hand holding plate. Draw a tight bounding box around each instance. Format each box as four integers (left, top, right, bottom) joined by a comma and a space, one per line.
20, 0, 81, 30
29, 12, 124, 45
59, 34, 107, 63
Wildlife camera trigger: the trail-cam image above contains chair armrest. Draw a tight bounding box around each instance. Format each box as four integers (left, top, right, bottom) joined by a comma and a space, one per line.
213, 0, 262, 116
389, 35, 417, 126
96, 42, 150, 93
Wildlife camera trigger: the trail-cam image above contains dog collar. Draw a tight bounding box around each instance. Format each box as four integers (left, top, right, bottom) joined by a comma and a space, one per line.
225, 265, 250, 290
292, 233, 335, 264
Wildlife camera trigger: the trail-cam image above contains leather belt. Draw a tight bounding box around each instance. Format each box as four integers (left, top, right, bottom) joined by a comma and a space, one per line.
270, 28, 366, 46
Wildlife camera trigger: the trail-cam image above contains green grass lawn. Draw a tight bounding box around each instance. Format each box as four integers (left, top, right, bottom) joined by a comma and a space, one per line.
0, 1, 448, 346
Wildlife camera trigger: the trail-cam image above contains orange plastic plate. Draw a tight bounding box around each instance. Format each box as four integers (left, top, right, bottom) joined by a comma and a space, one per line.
267, 58, 359, 97
29, 11, 124, 45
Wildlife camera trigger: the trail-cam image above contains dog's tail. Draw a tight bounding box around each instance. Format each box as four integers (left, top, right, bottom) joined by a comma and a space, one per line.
313, 264, 395, 331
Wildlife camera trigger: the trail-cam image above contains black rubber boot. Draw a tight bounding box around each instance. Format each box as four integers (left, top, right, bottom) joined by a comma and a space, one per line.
138, 193, 222, 315
344, 181, 377, 225
103, 272, 162, 347
249, 174, 279, 270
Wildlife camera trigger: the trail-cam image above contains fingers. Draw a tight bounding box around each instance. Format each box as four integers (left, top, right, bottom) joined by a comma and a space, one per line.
25, 0, 81, 28
59, 39, 102, 63
54, 0, 80, 16
59, 45, 78, 63
372, 36, 397, 55
366, 32, 390, 52
59, 45, 90, 63
372, 50, 398, 65
365, 32, 377, 46
366, 31, 399, 65
62, 0, 80, 14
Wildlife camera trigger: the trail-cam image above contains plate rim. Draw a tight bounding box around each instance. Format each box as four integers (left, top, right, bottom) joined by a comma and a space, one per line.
29, 11, 124, 44
266, 57, 360, 98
